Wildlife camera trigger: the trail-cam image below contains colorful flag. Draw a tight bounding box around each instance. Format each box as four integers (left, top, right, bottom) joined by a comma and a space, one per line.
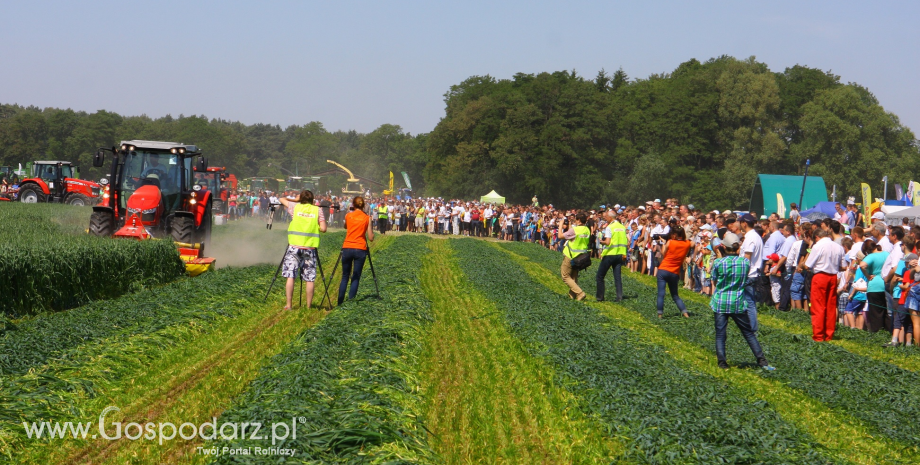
895, 183, 904, 201
861, 183, 872, 223
776, 193, 786, 218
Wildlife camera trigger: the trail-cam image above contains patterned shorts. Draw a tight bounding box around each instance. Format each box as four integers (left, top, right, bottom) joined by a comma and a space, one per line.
281, 246, 317, 282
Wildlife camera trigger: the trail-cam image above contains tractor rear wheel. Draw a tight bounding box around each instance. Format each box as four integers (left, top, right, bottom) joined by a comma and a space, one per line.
89, 211, 115, 237
18, 185, 44, 204
170, 216, 195, 244
66, 193, 90, 206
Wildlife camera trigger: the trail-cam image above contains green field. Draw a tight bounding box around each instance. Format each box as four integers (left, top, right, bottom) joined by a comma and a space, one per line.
1, 207, 918, 464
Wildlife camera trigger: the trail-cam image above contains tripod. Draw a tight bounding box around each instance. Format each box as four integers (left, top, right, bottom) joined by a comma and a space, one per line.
264, 247, 322, 310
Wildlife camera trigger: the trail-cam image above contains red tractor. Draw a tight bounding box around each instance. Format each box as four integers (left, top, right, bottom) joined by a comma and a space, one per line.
17, 161, 100, 206
89, 140, 215, 275
194, 166, 231, 215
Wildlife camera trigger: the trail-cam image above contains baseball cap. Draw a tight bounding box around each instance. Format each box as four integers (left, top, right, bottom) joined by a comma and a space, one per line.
654, 198, 661, 203
614, 204, 621, 209
700, 224, 712, 230
688, 204, 695, 210
722, 209, 732, 215
646, 200, 654, 205
760, 215, 768, 220
637, 205, 646, 210
740, 213, 757, 225
906, 253, 919, 262
871, 212, 885, 220
600, 204, 606, 210
722, 232, 741, 249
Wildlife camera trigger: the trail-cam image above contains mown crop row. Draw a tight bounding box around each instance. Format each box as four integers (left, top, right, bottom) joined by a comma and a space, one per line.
1, 204, 186, 316
499, 241, 920, 454
209, 235, 437, 464
452, 239, 834, 464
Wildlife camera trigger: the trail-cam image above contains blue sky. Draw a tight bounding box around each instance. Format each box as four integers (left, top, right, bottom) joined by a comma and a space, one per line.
1, 1, 917, 136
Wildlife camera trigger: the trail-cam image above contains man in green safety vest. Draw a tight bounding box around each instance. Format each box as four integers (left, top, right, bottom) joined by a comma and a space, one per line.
377, 199, 389, 235
277, 190, 327, 310
596, 209, 628, 302
561, 211, 591, 301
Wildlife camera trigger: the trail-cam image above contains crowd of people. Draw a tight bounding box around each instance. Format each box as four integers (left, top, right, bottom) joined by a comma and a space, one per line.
234, 189, 918, 367
347, 194, 917, 366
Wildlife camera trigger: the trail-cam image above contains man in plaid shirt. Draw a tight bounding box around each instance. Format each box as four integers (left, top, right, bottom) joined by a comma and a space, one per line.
710, 232, 775, 370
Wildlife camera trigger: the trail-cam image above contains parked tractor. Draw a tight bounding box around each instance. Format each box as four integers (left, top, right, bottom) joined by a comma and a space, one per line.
17, 161, 100, 205
89, 140, 216, 275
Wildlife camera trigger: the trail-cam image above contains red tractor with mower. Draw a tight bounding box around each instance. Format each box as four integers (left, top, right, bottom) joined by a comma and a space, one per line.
89, 140, 216, 275
16, 161, 100, 205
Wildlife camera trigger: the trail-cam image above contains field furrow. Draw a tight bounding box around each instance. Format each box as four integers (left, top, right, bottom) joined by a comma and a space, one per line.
419, 239, 614, 464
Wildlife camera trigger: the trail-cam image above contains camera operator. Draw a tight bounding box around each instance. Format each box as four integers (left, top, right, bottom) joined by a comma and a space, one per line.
561, 211, 590, 301
338, 196, 374, 304
277, 190, 327, 310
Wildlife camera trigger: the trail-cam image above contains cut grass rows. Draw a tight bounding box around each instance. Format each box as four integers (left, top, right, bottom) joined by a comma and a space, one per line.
451, 238, 835, 464
208, 235, 437, 463
498, 241, 920, 460
419, 239, 614, 464
496, 243, 911, 464
1, 233, 347, 463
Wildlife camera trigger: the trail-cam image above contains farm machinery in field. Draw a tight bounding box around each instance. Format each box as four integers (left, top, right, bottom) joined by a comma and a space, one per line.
12, 161, 100, 205
194, 166, 231, 215
89, 140, 216, 275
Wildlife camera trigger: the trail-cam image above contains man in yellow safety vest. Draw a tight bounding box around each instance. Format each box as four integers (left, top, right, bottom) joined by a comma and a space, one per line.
596, 209, 628, 302
561, 211, 591, 300
377, 200, 389, 235
277, 190, 327, 310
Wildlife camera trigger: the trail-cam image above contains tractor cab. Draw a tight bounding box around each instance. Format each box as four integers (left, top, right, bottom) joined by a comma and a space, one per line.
90, 140, 215, 275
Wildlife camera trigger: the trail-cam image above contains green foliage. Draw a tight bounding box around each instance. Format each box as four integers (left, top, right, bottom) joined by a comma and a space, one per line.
453, 239, 832, 463
0, 204, 186, 316
501, 240, 920, 455
210, 235, 437, 463
427, 56, 918, 210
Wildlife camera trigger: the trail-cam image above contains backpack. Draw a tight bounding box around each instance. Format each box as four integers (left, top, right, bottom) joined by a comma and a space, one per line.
567, 242, 592, 271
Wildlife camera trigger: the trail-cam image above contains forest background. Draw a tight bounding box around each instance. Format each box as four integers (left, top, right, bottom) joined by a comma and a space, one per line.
2, 55, 916, 211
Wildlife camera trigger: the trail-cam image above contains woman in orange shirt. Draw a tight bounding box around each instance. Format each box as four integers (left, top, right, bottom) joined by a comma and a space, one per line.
657, 225, 690, 318
338, 196, 375, 304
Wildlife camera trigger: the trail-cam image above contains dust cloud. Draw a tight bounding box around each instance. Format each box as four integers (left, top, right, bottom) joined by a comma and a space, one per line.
207, 217, 291, 268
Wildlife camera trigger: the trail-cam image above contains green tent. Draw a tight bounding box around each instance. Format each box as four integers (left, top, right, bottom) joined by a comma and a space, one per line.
749, 174, 828, 217
480, 190, 506, 204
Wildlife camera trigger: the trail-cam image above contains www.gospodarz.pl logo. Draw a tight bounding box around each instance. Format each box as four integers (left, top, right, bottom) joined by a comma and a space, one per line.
23, 405, 303, 451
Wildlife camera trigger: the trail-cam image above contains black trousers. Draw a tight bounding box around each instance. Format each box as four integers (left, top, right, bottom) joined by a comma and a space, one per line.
866, 291, 892, 333
596, 255, 625, 301
378, 217, 387, 234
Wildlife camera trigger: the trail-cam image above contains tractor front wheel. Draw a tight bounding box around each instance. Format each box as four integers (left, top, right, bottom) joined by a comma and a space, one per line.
170, 216, 195, 244
18, 185, 45, 204
66, 193, 90, 206
89, 211, 115, 237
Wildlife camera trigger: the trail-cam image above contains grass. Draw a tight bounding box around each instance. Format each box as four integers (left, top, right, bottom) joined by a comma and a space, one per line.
2, 231, 353, 464
419, 239, 614, 464
495, 243, 912, 464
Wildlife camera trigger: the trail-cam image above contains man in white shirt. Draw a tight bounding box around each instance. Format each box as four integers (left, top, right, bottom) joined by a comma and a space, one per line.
799, 228, 846, 341
872, 222, 893, 253
739, 214, 764, 331
649, 216, 670, 274
882, 226, 905, 282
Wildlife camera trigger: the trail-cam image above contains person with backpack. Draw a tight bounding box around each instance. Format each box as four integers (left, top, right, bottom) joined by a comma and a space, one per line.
561, 211, 591, 301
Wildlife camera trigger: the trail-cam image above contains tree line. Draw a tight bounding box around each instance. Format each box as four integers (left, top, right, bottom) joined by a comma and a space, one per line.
2, 55, 917, 210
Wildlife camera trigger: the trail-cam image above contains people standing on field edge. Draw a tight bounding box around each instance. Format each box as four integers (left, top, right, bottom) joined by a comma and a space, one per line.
560, 212, 590, 301
596, 209, 627, 302
798, 228, 846, 341
277, 190, 327, 310
709, 232, 775, 370
739, 213, 764, 331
